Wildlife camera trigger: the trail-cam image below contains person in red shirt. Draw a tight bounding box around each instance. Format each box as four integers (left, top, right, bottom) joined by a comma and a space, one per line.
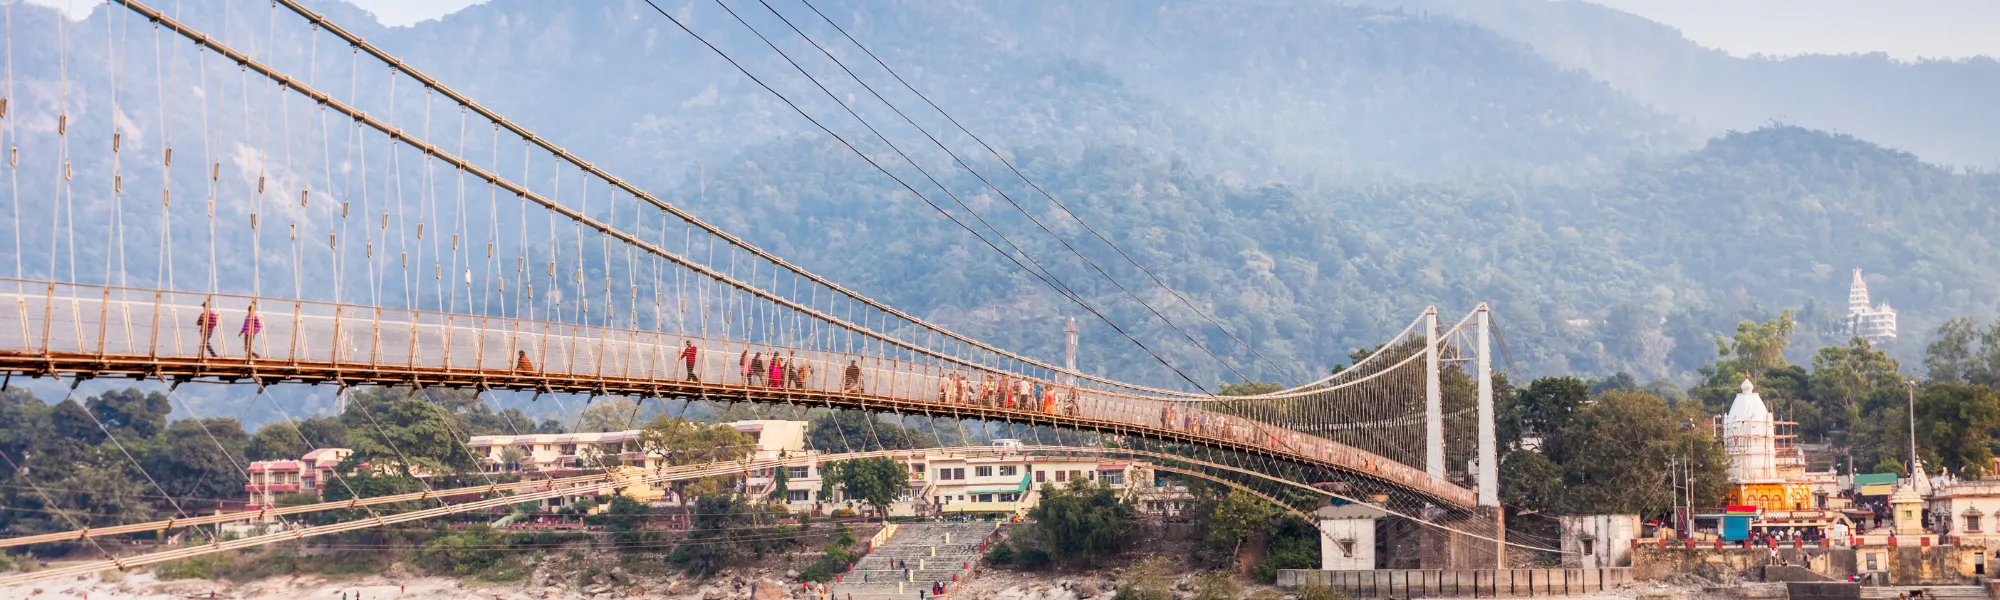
680, 341, 699, 381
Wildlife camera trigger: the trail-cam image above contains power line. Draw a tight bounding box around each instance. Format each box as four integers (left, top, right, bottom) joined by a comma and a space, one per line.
747, 0, 1269, 389
791, 0, 1302, 387
637, 0, 1215, 396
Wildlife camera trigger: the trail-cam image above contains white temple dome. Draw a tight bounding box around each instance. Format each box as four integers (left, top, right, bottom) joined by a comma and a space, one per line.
1723, 377, 1778, 481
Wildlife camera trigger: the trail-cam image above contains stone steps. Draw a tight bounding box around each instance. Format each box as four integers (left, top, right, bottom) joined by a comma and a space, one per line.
830, 522, 996, 599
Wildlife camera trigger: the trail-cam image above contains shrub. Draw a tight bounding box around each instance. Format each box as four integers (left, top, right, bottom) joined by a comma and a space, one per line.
1113, 557, 1174, 600
1014, 546, 1052, 570
154, 555, 224, 580
1296, 582, 1347, 600
1192, 571, 1242, 600
415, 527, 506, 575
831, 508, 857, 518
983, 541, 1015, 567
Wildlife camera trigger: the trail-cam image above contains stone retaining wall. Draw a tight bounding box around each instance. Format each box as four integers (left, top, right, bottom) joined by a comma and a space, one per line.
1275, 568, 1632, 597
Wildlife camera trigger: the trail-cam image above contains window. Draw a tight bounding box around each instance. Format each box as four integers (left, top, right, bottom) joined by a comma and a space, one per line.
999, 493, 1018, 502
1035, 470, 1046, 483
954, 468, 966, 480
976, 466, 993, 477
1100, 471, 1125, 486
1968, 515, 1984, 532
1073, 470, 1084, 482
1582, 538, 1595, 556
1867, 554, 1878, 571
1055, 471, 1068, 483
788, 466, 808, 479
978, 494, 993, 503
937, 468, 951, 481
937, 468, 967, 481
1338, 539, 1356, 558
999, 466, 1017, 476
789, 490, 810, 502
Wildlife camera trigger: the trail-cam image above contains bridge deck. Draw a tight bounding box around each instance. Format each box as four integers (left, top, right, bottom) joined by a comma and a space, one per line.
0, 280, 1472, 508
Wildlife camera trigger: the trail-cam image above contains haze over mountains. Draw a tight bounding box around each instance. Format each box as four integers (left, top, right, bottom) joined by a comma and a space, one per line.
4, 0, 1996, 420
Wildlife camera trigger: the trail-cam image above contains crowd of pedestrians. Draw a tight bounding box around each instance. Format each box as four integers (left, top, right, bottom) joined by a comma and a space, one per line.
934, 373, 1081, 416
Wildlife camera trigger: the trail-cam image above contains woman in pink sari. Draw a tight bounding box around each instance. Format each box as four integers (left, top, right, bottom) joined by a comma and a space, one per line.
768, 353, 785, 387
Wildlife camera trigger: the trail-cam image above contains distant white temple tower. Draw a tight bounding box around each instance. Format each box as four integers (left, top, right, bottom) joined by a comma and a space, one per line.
1847, 268, 1897, 345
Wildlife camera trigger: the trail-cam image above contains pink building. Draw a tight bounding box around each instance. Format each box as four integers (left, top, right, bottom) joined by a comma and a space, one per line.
245, 448, 352, 509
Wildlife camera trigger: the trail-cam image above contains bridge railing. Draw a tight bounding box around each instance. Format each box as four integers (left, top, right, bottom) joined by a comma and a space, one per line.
0, 279, 1471, 507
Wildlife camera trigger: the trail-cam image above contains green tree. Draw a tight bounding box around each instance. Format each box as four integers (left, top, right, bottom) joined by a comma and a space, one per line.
0, 388, 50, 485
1512, 377, 1587, 459
1023, 479, 1136, 566
638, 416, 755, 522
144, 418, 249, 503
819, 457, 909, 520
769, 451, 792, 502
1915, 383, 2000, 478
1807, 337, 1904, 456
576, 401, 641, 433
1251, 515, 1321, 583
669, 494, 794, 575
245, 417, 349, 461
808, 411, 920, 453
85, 388, 172, 440
341, 388, 480, 477
1204, 490, 1276, 565
1926, 317, 2000, 387
1498, 448, 1563, 512
1554, 390, 1727, 515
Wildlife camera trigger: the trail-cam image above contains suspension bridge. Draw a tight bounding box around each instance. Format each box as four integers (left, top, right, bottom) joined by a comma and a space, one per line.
0, 0, 1522, 584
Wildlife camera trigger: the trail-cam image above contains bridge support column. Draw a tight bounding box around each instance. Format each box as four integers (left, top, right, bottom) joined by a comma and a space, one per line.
1425, 307, 1443, 480
1477, 304, 1502, 569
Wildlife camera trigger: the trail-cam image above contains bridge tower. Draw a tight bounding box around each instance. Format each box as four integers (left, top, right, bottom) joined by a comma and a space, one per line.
1064, 317, 1078, 373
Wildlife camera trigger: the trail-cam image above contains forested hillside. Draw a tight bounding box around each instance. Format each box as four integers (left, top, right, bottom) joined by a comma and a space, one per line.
673, 125, 2000, 387
1370, 0, 2000, 168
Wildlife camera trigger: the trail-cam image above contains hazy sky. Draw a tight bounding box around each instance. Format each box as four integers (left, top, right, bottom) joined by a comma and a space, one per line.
21, 0, 1999, 60
1581, 0, 2000, 60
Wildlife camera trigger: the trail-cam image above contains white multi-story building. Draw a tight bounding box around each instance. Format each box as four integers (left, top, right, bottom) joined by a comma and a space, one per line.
464, 419, 809, 473
774, 440, 1184, 517
1848, 268, 1898, 344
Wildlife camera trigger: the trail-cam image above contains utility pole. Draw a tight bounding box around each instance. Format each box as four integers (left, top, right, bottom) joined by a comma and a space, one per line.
1906, 379, 1919, 479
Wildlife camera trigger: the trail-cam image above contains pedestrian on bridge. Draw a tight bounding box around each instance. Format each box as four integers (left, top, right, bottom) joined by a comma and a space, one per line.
750, 352, 766, 386
785, 350, 801, 388
515, 350, 534, 372
239, 301, 263, 359
769, 353, 785, 387
681, 341, 699, 382
197, 300, 220, 357
843, 360, 864, 394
